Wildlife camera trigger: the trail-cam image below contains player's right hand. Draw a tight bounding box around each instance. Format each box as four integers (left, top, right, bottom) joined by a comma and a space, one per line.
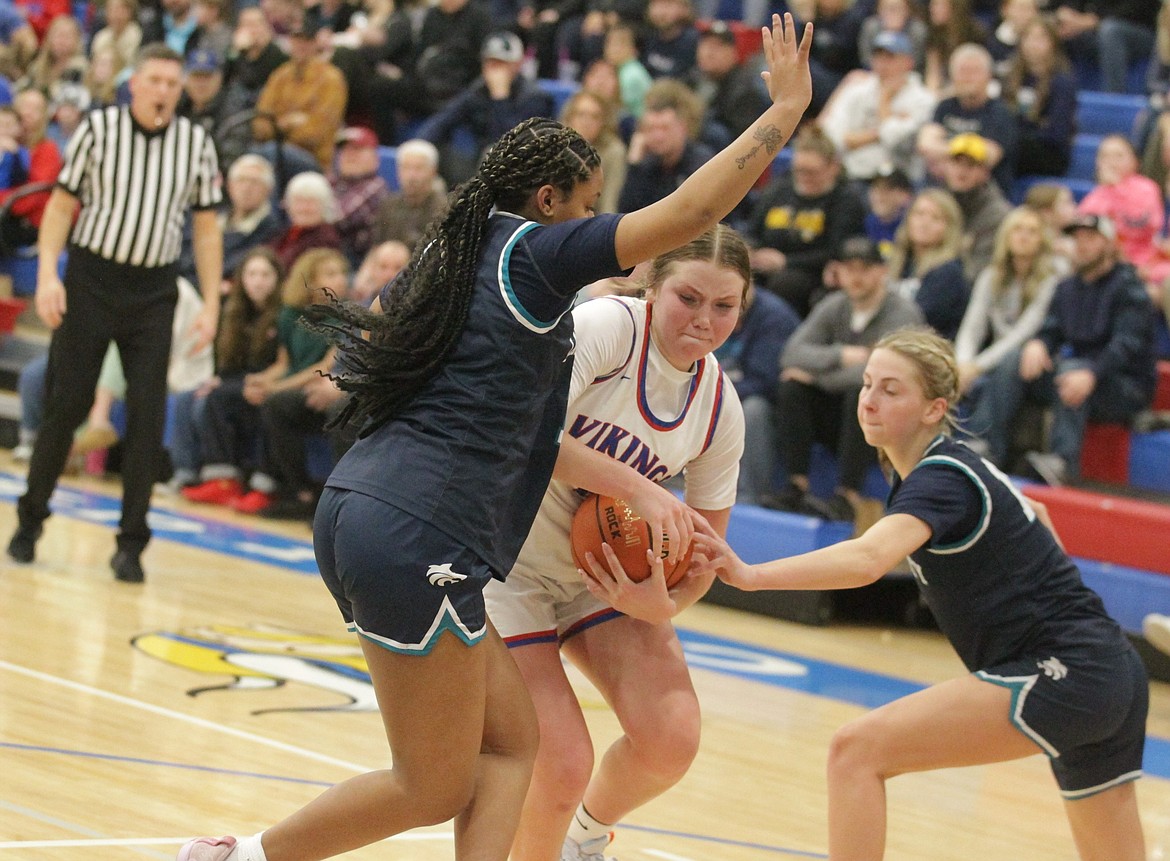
625, 480, 696, 566
35, 276, 66, 329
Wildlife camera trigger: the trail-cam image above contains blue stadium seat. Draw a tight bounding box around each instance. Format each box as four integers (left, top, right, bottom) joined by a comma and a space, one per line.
536, 79, 580, 118
1067, 133, 1103, 181
1075, 91, 1148, 137
377, 146, 399, 191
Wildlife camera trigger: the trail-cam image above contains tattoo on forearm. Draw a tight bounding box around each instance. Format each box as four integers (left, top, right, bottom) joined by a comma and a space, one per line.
735, 125, 785, 169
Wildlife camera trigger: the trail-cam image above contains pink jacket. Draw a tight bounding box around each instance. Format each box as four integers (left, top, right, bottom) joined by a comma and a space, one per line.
1079, 174, 1166, 276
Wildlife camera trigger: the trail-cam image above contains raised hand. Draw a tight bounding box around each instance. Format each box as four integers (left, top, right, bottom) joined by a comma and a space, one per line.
760, 13, 814, 115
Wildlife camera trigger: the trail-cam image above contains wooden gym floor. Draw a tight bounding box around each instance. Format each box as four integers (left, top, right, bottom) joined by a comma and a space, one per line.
0, 458, 1167, 861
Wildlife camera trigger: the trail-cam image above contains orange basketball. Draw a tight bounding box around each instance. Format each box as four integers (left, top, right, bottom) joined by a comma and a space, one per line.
570, 494, 692, 587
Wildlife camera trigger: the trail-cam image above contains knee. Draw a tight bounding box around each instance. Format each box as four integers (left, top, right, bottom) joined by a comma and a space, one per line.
625, 696, 701, 782
826, 717, 886, 784
402, 766, 478, 827
532, 726, 594, 807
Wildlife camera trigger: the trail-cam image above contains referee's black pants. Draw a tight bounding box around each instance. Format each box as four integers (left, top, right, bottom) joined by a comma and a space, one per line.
18, 249, 176, 557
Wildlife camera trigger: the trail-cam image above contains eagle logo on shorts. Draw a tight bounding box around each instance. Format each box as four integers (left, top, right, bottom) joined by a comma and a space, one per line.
426, 563, 469, 586
1037, 657, 1068, 680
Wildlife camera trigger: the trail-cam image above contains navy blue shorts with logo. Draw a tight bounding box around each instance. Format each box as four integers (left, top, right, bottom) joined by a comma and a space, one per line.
314, 487, 496, 655
976, 643, 1148, 798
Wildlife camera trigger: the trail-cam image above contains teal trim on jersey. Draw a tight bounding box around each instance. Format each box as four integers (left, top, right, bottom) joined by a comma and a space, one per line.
916, 455, 991, 554
1059, 768, 1144, 800
974, 670, 1060, 757
350, 603, 487, 656
498, 221, 562, 333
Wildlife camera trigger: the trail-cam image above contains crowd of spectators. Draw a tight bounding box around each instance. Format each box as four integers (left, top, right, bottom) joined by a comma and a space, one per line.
0, 0, 1167, 526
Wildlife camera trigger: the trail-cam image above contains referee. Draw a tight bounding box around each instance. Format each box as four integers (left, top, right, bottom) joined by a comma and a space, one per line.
7, 43, 223, 583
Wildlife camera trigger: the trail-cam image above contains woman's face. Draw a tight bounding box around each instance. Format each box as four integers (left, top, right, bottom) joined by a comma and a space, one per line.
906, 196, 949, 250
541, 170, 604, 224
313, 257, 349, 299
241, 256, 279, 307
286, 192, 326, 226
1007, 212, 1044, 259
566, 96, 605, 143
857, 348, 940, 449
48, 19, 80, 60
1095, 137, 1137, 186
1020, 23, 1054, 69
647, 259, 744, 371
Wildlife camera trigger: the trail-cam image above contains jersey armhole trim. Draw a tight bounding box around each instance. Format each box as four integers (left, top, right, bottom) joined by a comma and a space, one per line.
498, 221, 567, 333
917, 455, 992, 555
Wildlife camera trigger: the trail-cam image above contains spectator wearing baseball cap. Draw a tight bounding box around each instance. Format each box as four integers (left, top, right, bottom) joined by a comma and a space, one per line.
416, 31, 554, 187
969, 206, 1157, 486
252, 13, 347, 170
766, 233, 923, 520
857, 0, 927, 71
864, 165, 914, 255
331, 126, 391, 266
942, 131, 1011, 284
916, 43, 1019, 195
686, 19, 771, 150
819, 27, 936, 183
177, 48, 233, 145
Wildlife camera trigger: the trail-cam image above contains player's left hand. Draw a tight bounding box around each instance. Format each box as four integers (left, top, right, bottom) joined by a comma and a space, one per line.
580, 544, 677, 625
688, 519, 758, 590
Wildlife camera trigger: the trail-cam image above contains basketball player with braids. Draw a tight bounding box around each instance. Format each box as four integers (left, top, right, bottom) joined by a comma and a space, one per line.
486, 225, 749, 861
178, 13, 812, 861
689, 328, 1149, 861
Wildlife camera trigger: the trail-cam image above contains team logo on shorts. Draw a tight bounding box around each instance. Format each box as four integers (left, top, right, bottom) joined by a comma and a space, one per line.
426, 562, 468, 586
1037, 656, 1068, 680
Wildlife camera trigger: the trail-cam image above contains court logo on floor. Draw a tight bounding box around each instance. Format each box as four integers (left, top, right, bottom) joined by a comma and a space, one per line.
132, 624, 380, 713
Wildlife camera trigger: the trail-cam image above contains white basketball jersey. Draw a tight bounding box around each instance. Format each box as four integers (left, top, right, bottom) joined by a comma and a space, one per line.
510, 295, 745, 585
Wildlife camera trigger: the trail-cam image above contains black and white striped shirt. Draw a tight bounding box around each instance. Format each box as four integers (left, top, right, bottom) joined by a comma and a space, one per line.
58, 106, 222, 268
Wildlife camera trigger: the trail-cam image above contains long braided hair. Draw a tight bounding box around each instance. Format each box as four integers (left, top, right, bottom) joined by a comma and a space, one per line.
303, 117, 600, 434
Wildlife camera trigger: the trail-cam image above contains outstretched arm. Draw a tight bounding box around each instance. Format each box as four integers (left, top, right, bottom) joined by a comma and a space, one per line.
692, 512, 931, 592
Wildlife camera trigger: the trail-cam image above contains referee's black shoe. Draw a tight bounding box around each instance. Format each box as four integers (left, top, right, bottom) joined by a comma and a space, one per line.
7, 523, 41, 564
111, 550, 145, 583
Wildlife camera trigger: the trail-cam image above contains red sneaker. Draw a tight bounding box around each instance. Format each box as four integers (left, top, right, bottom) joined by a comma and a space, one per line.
230, 490, 273, 514
181, 478, 244, 505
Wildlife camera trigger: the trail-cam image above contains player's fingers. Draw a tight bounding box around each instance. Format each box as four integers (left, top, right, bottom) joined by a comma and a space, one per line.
645, 549, 666, 583
581, 551, 612, 586
600, 542, 632, 582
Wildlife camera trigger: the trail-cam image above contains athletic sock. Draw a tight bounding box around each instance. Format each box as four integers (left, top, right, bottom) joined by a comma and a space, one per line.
567, 803, 613, 844
234, 833, 268, 861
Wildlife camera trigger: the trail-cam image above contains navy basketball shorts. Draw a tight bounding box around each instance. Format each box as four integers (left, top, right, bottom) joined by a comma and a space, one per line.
314, 487, 496, 655
976, 643, 1148, 798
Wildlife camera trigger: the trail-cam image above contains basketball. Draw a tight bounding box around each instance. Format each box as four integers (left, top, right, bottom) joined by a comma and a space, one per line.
570, 494, 692, 587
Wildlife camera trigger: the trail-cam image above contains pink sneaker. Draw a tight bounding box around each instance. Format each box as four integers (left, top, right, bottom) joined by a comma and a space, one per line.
177, 836, 237, 861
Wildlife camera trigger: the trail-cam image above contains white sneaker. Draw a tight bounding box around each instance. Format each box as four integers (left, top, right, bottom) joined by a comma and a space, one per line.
11, 443, 31, 462
561, 833, 616, 861
1143, 614, 1170, 657
176, 836, 237, 861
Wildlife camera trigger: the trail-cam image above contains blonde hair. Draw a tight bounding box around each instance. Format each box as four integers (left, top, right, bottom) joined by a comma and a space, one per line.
874, 327, 961, 434
282, 248, 349, 308
640, 223, 752, 300
986, 206, 1057, 306
885, 188, 964, 278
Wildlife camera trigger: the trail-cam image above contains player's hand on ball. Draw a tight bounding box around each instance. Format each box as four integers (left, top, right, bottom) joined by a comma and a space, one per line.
689, 523, 757, 590
580, 545, 677, 625
625, 480, 696, 565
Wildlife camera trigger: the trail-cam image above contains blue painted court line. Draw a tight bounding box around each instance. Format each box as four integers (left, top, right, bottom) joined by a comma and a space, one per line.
3, 473, 1168, 781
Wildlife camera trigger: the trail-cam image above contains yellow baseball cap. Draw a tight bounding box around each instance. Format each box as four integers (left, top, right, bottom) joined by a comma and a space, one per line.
948, 133, 989, 164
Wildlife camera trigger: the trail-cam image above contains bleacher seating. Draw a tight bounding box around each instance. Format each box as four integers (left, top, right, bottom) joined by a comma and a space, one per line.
1075, 91, 1147, 137
536, 79, 579, 118
376, 146, 399, 191
1067, 133, 1103, 181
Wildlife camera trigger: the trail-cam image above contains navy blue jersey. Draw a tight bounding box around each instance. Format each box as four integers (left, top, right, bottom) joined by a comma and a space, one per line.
327, 211, 627, 577
886, 436, 1125, 671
